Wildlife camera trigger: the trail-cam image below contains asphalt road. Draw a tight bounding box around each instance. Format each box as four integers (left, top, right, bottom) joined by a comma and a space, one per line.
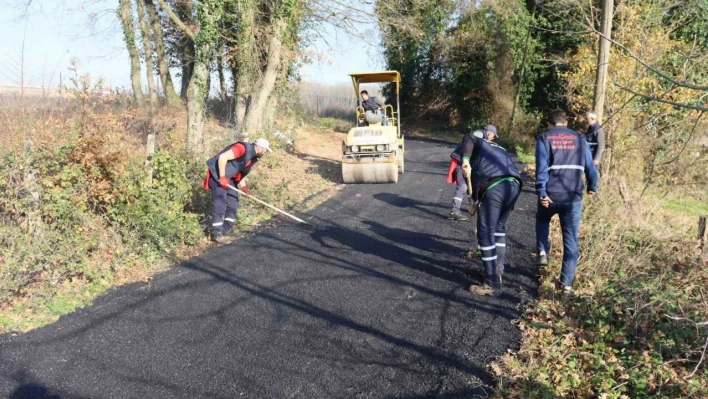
0, 137, 539, 399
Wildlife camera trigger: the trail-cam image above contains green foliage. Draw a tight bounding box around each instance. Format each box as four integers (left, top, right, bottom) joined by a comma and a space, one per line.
378, 0, 543, 128
527, 0, 591, 111
0, 141, 204, 306
108, 151, 204, 251
514, 145, 535, 164
377, 0, 455, 117
667, 0, 708, 52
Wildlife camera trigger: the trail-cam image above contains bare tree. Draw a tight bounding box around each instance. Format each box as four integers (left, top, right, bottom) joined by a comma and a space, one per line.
175, 0, 195, 99
217, 52, 227, 102
136, 0, 159, 105
242, 17, 288, 134
156, 0, 223, 151
144, 0, 181, 105
118, 0, 144, 104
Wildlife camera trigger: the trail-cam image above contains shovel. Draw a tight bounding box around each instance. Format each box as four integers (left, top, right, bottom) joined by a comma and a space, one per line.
227, 184, 312, 227
465, 171, 479, 216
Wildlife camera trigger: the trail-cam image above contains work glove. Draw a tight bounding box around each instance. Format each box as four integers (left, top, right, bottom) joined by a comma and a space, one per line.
461, 160, 471, 178
219, 176, 231, 189
240, 186, 252, 196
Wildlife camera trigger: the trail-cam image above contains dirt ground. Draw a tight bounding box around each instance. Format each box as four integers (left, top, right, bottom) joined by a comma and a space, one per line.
293, 120, 348, 183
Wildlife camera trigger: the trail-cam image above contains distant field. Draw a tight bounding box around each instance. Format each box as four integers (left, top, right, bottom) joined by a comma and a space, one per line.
0, 85, 62, 97
0, 84, 114, 97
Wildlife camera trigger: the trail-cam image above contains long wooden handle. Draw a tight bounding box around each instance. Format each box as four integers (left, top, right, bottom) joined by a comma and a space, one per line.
227, 185, 310, 225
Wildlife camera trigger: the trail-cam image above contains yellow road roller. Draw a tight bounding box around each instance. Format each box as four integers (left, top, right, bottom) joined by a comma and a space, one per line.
342, 71, 404, 184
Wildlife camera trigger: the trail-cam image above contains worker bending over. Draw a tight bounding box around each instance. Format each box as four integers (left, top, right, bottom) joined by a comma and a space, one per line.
460, 130, 522, 296
535, 110, 598, 295
447, 125, 497, 220
202, 138, 272, 243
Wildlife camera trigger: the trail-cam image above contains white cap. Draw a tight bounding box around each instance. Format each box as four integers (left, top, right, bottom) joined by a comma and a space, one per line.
472, 130, 484, 138
255, 138, 272, 152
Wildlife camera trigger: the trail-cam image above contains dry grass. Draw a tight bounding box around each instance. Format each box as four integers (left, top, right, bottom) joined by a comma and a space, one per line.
494, 177, 708, 398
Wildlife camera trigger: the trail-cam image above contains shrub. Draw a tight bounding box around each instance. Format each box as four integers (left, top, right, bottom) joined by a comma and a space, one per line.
108, 151, 203, 251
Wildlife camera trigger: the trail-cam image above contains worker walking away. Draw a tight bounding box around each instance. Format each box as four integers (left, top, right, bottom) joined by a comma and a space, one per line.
535, 110, 598, 295
447, 125, 498, 221
584, 111, 606, 172
460, 129, 522, 296
202, 138, 272, 243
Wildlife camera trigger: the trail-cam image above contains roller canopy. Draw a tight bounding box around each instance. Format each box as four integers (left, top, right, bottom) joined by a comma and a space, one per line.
348, 71, 401, 84
350, 71, 401, 97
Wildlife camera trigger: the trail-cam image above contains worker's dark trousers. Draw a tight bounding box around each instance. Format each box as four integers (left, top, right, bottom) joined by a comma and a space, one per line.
451, 166, 468, 214
209, 177, 240, 234
536, 201, 582, 287
477, 180, 520, 288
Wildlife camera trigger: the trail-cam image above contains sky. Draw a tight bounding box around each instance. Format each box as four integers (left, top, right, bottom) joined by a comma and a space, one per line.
0, 1, 384, 91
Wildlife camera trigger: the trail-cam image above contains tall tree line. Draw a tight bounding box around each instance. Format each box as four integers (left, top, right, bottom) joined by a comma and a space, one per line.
377, 0, 708, 187
117, 0, 308, 152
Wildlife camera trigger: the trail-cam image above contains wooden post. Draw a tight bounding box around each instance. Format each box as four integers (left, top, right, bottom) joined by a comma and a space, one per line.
699, 216, 707, 256
146, 134, 156, 185
23, 140, 41, 234
593, 0, 614, 122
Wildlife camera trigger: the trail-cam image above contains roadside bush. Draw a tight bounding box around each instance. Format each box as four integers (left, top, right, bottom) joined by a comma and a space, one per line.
0, 142, 122, 303
108, 151, 203, 251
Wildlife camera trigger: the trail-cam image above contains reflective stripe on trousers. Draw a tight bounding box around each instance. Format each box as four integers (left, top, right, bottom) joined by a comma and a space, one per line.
476, 180, 520, 287
209, 177, 240, 233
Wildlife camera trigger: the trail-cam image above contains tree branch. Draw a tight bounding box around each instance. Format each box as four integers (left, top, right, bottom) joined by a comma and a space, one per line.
591, 27, 708, 91
613, 81, 708, 112
688, 334, 708, 379
155, 0, 195, 41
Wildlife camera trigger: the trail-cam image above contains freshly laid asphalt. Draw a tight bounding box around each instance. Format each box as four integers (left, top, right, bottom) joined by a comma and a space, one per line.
0, 137, 539, 399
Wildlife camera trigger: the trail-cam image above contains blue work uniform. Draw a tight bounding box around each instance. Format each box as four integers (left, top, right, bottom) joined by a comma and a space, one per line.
206, 142, 259, 234
461, 134, 522, 288
535, 126, 599, 286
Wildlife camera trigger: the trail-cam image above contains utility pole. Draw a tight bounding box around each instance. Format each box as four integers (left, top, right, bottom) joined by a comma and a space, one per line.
593, 0, 614, 122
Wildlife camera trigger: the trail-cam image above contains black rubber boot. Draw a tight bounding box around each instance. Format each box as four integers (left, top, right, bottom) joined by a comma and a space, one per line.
448, 212, 469, 221
211, 232, 229, 244
469, 283, 502, 297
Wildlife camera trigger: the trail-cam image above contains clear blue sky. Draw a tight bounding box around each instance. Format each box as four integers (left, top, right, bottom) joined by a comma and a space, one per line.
0, 1, 384, 89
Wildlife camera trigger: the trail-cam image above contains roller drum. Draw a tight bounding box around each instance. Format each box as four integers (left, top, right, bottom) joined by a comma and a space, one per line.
342, 160, 398, 184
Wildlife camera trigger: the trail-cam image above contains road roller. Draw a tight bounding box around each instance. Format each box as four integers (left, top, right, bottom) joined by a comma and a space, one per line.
342, 71, 404, 184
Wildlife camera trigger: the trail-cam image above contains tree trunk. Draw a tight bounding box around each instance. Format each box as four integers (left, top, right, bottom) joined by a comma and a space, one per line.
177, 0, 195, 99
136, 0, 159, 106
204, 63, 212, 104
593, 0, 614, 122
184, 0, 223, 152
145, 0, 180, 105
186, 60, 208, 152
243, 18, 287, 134
232, 0, 256, 134
118, 0, 143, 104
234, 78, 251, 134
217, 53, 227, 101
